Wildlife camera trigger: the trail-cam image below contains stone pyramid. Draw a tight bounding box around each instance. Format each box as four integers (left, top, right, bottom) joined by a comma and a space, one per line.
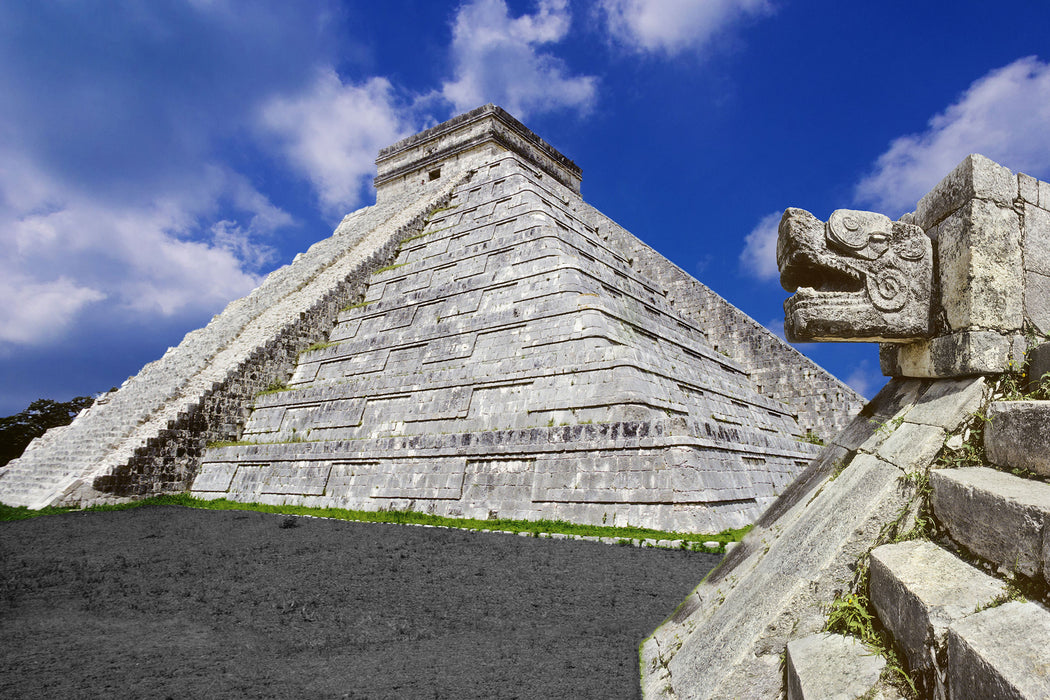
0, 106, 862, 533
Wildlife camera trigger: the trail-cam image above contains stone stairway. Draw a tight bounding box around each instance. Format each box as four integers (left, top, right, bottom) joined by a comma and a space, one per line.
786, 399, 1050, 700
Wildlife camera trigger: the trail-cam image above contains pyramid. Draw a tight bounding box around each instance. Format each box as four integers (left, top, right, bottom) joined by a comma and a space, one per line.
0, 106, 862, 532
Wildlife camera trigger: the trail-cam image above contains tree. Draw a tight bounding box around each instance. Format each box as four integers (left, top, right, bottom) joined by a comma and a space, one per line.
0, 396, 95, 467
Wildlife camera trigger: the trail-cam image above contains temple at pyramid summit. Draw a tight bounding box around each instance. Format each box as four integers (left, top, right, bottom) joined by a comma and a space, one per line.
0, 105, 862, 532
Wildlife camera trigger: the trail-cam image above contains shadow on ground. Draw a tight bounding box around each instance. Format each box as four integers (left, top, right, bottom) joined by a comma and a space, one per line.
0, 506, 719, 699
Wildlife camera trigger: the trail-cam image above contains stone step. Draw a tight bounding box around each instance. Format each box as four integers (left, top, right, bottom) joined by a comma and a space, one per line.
784, 633, 886, 700
869, 539, 1009, 697
946, 600, 1050, 699
930, 467, 1050, 586
985, 400, 1050, 476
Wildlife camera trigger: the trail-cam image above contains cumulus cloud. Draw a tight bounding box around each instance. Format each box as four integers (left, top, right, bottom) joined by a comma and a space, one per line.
856, 56, 1050, 213
739, 211, 782, 281
0, 1, 333, 347
0, 157, 282, 344
258, 69, 410, 214
440, 0, 597, 118
598, 0, 773, 55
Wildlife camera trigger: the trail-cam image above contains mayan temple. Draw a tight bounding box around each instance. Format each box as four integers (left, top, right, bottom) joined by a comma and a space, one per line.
0, 105, 861, 533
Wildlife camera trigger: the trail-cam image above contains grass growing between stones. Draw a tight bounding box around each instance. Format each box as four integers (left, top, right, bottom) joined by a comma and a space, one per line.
0, 493, 750, 552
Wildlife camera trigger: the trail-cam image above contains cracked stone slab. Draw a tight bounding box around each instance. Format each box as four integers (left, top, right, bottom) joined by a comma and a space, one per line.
947, 601, 1050, 699
785, 633, 885, 700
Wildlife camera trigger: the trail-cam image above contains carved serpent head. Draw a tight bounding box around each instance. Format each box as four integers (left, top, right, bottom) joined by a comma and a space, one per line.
777, 208, 932, 342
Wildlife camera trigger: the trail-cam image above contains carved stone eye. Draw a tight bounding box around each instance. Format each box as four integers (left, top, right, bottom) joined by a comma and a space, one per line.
828, 209, 888, 250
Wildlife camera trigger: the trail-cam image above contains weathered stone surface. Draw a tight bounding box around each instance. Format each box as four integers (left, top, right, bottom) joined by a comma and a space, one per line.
785, 633, 885, 700
930, 467, 1050, 584
938, 199, 1024, 333
641, 377, 993, 699
874, 421, 945, 472
985, 401, 1050, 476
913, 154, 1018, 230
1025, 270, 1050, 337
778, 208, 933, 342
884, 330, 1022, 378
947, 601, 1050, 700
1019, 173, 1040, 206
869, 540, 1006, 685
903, 376, 987, 430
1025, 342, 1050, 394
1022, 203, 1050, 276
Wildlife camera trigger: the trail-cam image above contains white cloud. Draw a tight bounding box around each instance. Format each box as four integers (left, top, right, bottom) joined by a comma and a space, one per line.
856, 56, 1050, 213
440, 0, 597, 118
739, 211, 782, 281
0, 157, 282, 344
845, 360, 881, 399
598, 0, 772, 55
258, 69, 409, 214
0, 274, 105, 345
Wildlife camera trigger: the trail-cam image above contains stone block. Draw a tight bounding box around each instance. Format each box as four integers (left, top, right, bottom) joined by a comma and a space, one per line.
1025, 342, 1050, 394
1018, 172, 1040, 205
874, 421, 945, 472
1041, 179, 1050, 210
930, 467, 1050, 583
946, 601, 1050, 700
1023, 203, 1050, 275
914, 154, 1018, 230
1024, 270, 1050, 336
785, 633, 885, 700
985, 401, 1050, 476
937, 199, 1023, 332
869, 540, 1007, 675
888, 331, 1021, 378
904, 376, 986, 429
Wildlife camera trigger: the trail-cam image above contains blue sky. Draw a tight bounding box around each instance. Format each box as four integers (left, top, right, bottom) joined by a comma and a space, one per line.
2, 0, 1050, 415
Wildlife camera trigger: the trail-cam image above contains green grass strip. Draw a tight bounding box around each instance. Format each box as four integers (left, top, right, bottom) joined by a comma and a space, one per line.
0, 493, 749, 552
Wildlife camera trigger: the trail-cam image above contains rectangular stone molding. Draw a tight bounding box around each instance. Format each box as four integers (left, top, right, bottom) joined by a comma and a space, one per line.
785, 633, 884, 700
881, 331, 1025, 378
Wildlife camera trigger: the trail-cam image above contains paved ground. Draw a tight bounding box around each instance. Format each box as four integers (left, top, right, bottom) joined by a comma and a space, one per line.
0, 506, 720, 699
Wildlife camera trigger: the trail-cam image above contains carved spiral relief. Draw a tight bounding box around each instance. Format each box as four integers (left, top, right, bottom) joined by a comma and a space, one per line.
866, 267, 909, 312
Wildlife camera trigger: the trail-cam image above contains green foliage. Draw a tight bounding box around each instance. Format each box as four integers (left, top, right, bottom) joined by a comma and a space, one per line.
257, 378, 291, 396
825, 591, 877, 644
205, 440, 254, 449
824, 580, 917, 697
371, 262, 407, 275
0, 395, 98, 467
341, 300, 374, 312
798, 430, 825, 446
300, 341, 336, 355
0, 493, 752, 550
